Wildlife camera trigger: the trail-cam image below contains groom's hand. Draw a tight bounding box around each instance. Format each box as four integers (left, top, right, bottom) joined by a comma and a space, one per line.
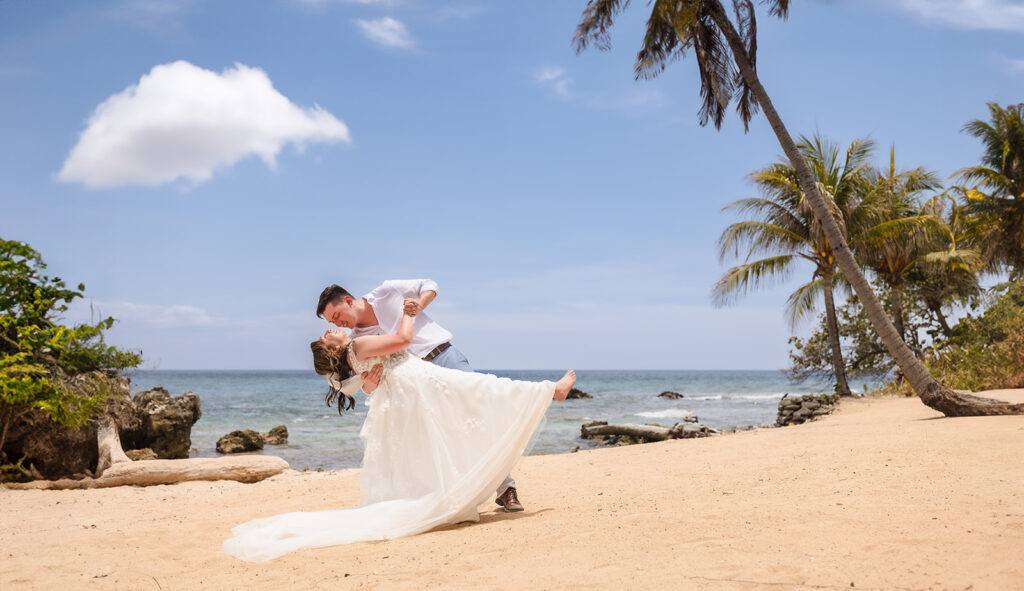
403, 298, 421, 317
361, 363, 384, 393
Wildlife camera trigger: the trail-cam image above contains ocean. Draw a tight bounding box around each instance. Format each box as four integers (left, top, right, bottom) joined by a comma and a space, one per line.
127, 369, 845, 471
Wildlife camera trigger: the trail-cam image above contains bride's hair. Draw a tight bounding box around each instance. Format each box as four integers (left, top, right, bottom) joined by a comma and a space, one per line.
310, 340, 356, 414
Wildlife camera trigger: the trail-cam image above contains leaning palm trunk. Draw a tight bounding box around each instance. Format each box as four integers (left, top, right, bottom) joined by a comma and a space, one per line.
821, 271, 851, 396
707, 2, 1022, 416
889, 278, 905, 341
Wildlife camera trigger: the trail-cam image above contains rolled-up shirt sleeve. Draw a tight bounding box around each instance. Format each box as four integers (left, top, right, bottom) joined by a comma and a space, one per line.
378, 279, 438, 298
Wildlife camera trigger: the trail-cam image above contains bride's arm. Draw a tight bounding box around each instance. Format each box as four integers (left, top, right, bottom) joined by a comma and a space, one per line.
351, 312, 414, 360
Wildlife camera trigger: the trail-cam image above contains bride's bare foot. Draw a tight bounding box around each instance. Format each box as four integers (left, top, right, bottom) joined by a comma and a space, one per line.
553, 370, 576, 402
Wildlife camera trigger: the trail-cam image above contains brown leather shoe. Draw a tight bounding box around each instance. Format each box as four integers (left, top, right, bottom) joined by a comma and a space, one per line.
495, 487, 524, 512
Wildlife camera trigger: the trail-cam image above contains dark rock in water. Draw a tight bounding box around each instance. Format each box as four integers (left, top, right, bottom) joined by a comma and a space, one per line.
566, 388, 592, 399
133, 387, 202, 459
262, 425, 288, 445
217, 430, 264, 454
125, 448, 158, 461
658, 391, 684, 399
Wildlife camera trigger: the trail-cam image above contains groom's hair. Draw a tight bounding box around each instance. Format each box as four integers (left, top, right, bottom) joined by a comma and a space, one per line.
317, 285, 352, 318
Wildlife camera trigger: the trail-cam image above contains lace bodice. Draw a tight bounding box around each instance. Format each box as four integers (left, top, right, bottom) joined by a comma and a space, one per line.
347, 344, 410, 376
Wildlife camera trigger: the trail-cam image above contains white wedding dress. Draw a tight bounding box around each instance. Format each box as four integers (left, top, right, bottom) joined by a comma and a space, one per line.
223, 347, 555, 562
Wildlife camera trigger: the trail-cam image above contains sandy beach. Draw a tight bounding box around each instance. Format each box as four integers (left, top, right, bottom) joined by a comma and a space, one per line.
2, 389, 1022, 590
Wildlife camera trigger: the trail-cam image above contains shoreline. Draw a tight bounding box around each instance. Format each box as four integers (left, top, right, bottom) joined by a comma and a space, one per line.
2, 389, 1022, 589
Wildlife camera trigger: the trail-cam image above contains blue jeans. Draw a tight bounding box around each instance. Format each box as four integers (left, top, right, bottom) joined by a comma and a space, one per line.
428, 344, 517, 496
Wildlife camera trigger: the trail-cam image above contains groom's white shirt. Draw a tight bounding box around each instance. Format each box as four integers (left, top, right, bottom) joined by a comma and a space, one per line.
351, 279, 453, 359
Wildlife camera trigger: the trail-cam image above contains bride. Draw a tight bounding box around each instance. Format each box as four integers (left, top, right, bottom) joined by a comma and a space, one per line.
223, 301, 576, 562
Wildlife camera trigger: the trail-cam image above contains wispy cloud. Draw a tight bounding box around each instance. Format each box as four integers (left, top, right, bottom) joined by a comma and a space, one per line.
534, 66, 572, 100
438, 4, 485, 20
107, 0, 194, 30
73, 301, 230, 328
1002, 55, 1024, 72
587, 87, 669, 111
294, 0, 395, 10
534, 66, 670, 112
354, 16, 416, 49
896, 0, 1024, 32
57, 60, 351, 189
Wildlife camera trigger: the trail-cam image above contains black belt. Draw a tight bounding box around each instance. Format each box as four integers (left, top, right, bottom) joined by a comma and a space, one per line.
422, 342, 451, 362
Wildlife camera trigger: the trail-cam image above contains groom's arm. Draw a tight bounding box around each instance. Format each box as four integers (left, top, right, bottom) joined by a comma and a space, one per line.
379, 279, 438, 315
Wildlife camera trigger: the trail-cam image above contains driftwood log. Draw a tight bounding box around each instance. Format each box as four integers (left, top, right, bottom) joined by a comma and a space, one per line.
581, 422, 675, 441
3, 416, 288, 490
3, 456, 290, 490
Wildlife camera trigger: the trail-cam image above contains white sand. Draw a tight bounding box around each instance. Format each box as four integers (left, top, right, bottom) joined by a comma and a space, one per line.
2, 389, 1022, 590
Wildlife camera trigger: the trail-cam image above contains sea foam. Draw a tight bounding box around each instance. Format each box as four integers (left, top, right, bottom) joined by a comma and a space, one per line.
635, 409, 693, 419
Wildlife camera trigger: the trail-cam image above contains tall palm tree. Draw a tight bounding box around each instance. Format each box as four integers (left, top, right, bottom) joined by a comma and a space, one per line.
852, 148, 943, 343
574, 0, 1023, 415
955, 102, 1024, 279
904, 195, 983, 338
714, 135, 876, 396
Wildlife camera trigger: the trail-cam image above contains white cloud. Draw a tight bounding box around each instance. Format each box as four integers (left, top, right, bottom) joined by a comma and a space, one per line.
57, 61, 351, 189
534, 66, 572, 99
1003, 55, 1024, 72
897, 0, 1024, 31
354, 17, 416, 49
71, 300, 229, 328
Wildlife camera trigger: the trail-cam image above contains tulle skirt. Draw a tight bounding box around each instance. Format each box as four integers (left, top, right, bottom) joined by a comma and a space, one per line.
223, 356, 553, 562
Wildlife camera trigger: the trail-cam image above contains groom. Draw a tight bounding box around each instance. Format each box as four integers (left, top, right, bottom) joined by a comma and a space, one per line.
316, 279, 525, 513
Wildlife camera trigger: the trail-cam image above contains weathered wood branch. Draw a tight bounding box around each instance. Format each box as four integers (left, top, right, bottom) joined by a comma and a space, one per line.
581, 423, 674, 441
95, 418, 131, 477
3, 456, 290, 490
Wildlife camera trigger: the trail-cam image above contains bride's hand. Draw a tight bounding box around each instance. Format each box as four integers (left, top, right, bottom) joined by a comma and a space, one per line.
403, 298, 420, 317
361, 363, 384, 393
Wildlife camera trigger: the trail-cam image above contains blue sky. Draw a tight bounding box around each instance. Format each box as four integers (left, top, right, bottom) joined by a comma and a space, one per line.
1, 0, 1022, 370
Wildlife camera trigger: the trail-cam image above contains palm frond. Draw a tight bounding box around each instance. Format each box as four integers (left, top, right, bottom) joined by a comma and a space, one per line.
711, 254, 796, 306
858, 215, 941, 246
784, 277, 823, 329
634, 0, 684, 79
574, 0, 632, 53
692, 7, 735, 129
761, 0, 789, 19
716, 220, 808, 261
922, 248, 982, 272
732, 0, 759, 129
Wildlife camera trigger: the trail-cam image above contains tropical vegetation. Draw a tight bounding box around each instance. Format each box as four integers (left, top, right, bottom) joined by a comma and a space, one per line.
0, 238, 141, 467
574, 0, 1022, 414
713, 135, 877, 396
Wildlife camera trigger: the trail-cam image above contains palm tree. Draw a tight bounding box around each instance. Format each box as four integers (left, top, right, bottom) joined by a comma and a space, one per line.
905, 196, 982, 338
574, 0, 1023, 415
955, 102, 1024, 279
852, 148, 942, 343
714, 135, 876, 396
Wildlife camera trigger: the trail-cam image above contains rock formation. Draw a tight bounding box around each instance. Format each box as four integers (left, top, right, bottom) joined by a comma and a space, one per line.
130, 387, 202, 459
216, 430, 264, 454
261, 425, 288, 445
776, 394, 838, 426
566, 388, 593, 399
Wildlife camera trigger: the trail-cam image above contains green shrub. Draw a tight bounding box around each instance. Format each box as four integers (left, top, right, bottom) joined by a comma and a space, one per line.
0, 238, 141, 462
926, 281, 1024, 391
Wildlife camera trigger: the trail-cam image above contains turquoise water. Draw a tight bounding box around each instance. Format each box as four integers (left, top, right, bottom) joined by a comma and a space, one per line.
127, 369, 842, 471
